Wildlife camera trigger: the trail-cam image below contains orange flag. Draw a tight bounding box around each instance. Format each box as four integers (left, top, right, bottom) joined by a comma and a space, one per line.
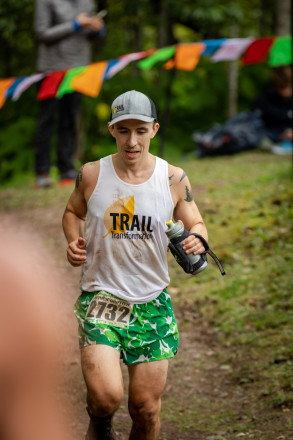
72, 61, 108, 97
165, 43, 206, 71
0, 78, 16, 109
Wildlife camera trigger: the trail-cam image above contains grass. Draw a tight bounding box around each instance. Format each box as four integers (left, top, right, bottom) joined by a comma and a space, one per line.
169, 150, 293, 413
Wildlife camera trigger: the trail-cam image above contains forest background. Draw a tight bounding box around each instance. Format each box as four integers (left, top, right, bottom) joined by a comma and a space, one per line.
0, 0, 291, 184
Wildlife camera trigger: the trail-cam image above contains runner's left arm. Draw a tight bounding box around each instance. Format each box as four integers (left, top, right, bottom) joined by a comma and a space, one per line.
170, 166, 208, 256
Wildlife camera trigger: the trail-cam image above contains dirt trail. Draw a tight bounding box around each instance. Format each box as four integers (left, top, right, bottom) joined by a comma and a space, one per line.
1, 196, 290, 440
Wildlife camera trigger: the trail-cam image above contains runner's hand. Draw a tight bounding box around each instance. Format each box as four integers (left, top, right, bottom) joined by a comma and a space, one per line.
182, 234, 205, 255
177, 220, 205, 255
67, 237, 87, 267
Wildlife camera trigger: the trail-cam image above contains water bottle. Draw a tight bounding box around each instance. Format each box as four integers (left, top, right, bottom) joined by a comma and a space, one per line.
165, 220, 208, 275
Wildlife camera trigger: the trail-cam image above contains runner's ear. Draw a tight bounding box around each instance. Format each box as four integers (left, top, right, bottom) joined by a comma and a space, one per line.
150, 122, 159, 139
108, 122, 116, 138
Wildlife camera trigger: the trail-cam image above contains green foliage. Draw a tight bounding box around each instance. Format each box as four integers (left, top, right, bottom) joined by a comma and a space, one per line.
0, 0, 35, 77
0, 0, 282, 183
0, 117, 36, 182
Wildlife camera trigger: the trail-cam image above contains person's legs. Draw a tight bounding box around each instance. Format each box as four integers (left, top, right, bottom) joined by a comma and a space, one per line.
57, 92, 81, 176
35, 97, 58, 178
81, 344, 123, 440
81, 344, 124, 416
128, 359, 169, 440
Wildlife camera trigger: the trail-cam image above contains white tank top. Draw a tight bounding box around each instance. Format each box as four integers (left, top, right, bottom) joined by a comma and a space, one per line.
80, 155, 174, 303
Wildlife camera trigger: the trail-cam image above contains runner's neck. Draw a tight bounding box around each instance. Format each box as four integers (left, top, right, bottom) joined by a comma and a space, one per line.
112, 153, 156, 184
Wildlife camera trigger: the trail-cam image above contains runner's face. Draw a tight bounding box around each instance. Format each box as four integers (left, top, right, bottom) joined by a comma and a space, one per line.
108, 119, 159, 162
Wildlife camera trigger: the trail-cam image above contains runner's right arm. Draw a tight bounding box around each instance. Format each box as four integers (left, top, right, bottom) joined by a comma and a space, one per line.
62, 161, 100, 267
62, 166, 88, 267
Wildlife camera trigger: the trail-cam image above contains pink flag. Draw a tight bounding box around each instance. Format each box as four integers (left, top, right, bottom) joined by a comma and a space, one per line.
211, 38, 254, 62
105, 51, 151, 79
12, 73, 45, 101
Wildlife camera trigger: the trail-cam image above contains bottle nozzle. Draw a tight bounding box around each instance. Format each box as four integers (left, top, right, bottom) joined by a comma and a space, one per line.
166, 220, 173, 226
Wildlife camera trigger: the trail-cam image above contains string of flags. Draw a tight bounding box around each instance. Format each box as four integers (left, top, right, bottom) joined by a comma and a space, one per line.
0, 35, 291, 110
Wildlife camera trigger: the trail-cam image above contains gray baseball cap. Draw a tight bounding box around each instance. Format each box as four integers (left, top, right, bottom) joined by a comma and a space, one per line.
109, 90, 158, 126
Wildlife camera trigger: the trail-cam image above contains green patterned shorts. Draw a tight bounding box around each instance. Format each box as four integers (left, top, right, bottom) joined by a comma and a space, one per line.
74, 289, 179, 365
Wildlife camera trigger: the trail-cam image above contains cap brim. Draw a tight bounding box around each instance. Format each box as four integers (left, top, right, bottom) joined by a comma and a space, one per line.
109, 114, 155, 127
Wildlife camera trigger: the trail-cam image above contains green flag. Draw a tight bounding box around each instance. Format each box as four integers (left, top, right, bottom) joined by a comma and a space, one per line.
268, 36, 292, 67
138, 46, 176, 70
56, 66, 87, 98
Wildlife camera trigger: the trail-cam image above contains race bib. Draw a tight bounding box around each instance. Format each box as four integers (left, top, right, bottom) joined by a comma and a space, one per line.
85, 293, 132, 329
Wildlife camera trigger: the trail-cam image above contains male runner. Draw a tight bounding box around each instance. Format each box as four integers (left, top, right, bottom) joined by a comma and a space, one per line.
62, 90, 208, 440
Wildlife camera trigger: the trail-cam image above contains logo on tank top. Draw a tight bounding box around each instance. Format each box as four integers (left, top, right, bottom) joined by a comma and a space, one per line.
103, 196, 153, 240
103, 196, 153, 239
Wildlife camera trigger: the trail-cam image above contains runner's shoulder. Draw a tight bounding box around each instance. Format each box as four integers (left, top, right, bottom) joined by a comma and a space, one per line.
168, 163, 189, 187
76, 161, 100, 189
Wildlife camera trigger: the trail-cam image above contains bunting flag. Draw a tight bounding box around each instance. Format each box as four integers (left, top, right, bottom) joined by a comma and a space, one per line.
71, 61, 108, 97
6, 77, 27, 98
0, 78, 16, 109
0, 36, 292, 109
242, 37, 275, 65
56, 66, 87, 98
105, 51, 150, 79
202, 39, 227, 55
37, 70, 66, 100
268, 36, 292, 67
104, 59, 122, 80
138, 47, 176, 70
164, 43, 206, 71
12, 73, 45, 101
211, 38, 254, 62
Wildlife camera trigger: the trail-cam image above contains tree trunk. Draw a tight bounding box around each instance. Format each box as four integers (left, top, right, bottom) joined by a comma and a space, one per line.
227, 21, 239, 119
157, 0, 177, 158
275, 0, 291, 36
275, 0, 292, 175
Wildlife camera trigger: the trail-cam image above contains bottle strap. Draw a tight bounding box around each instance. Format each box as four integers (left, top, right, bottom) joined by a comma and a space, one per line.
191, 233, 226, 276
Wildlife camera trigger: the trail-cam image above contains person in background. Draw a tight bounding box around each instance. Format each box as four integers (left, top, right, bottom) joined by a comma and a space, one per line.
34, 0, 106, 188
253, 65, 292, 146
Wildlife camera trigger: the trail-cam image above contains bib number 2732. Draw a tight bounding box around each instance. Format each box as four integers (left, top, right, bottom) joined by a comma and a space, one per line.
85, 294, 132, 329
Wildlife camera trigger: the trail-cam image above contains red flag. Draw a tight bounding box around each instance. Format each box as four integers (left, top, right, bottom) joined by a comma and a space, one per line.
242, 37, 275, 65
37, 71, 66, 100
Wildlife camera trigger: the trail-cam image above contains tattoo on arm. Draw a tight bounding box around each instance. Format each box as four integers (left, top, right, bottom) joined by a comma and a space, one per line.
75, 165, 84, 189
180, 171, 186, 182
184, 185, 193, 202
169, 173, 174, 187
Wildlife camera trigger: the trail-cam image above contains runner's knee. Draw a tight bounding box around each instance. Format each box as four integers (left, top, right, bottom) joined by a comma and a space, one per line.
87, 388, 123, 417
128, 396, 161, 425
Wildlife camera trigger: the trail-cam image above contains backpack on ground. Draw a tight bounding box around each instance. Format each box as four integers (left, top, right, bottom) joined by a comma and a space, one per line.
192, 111, 264, 157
